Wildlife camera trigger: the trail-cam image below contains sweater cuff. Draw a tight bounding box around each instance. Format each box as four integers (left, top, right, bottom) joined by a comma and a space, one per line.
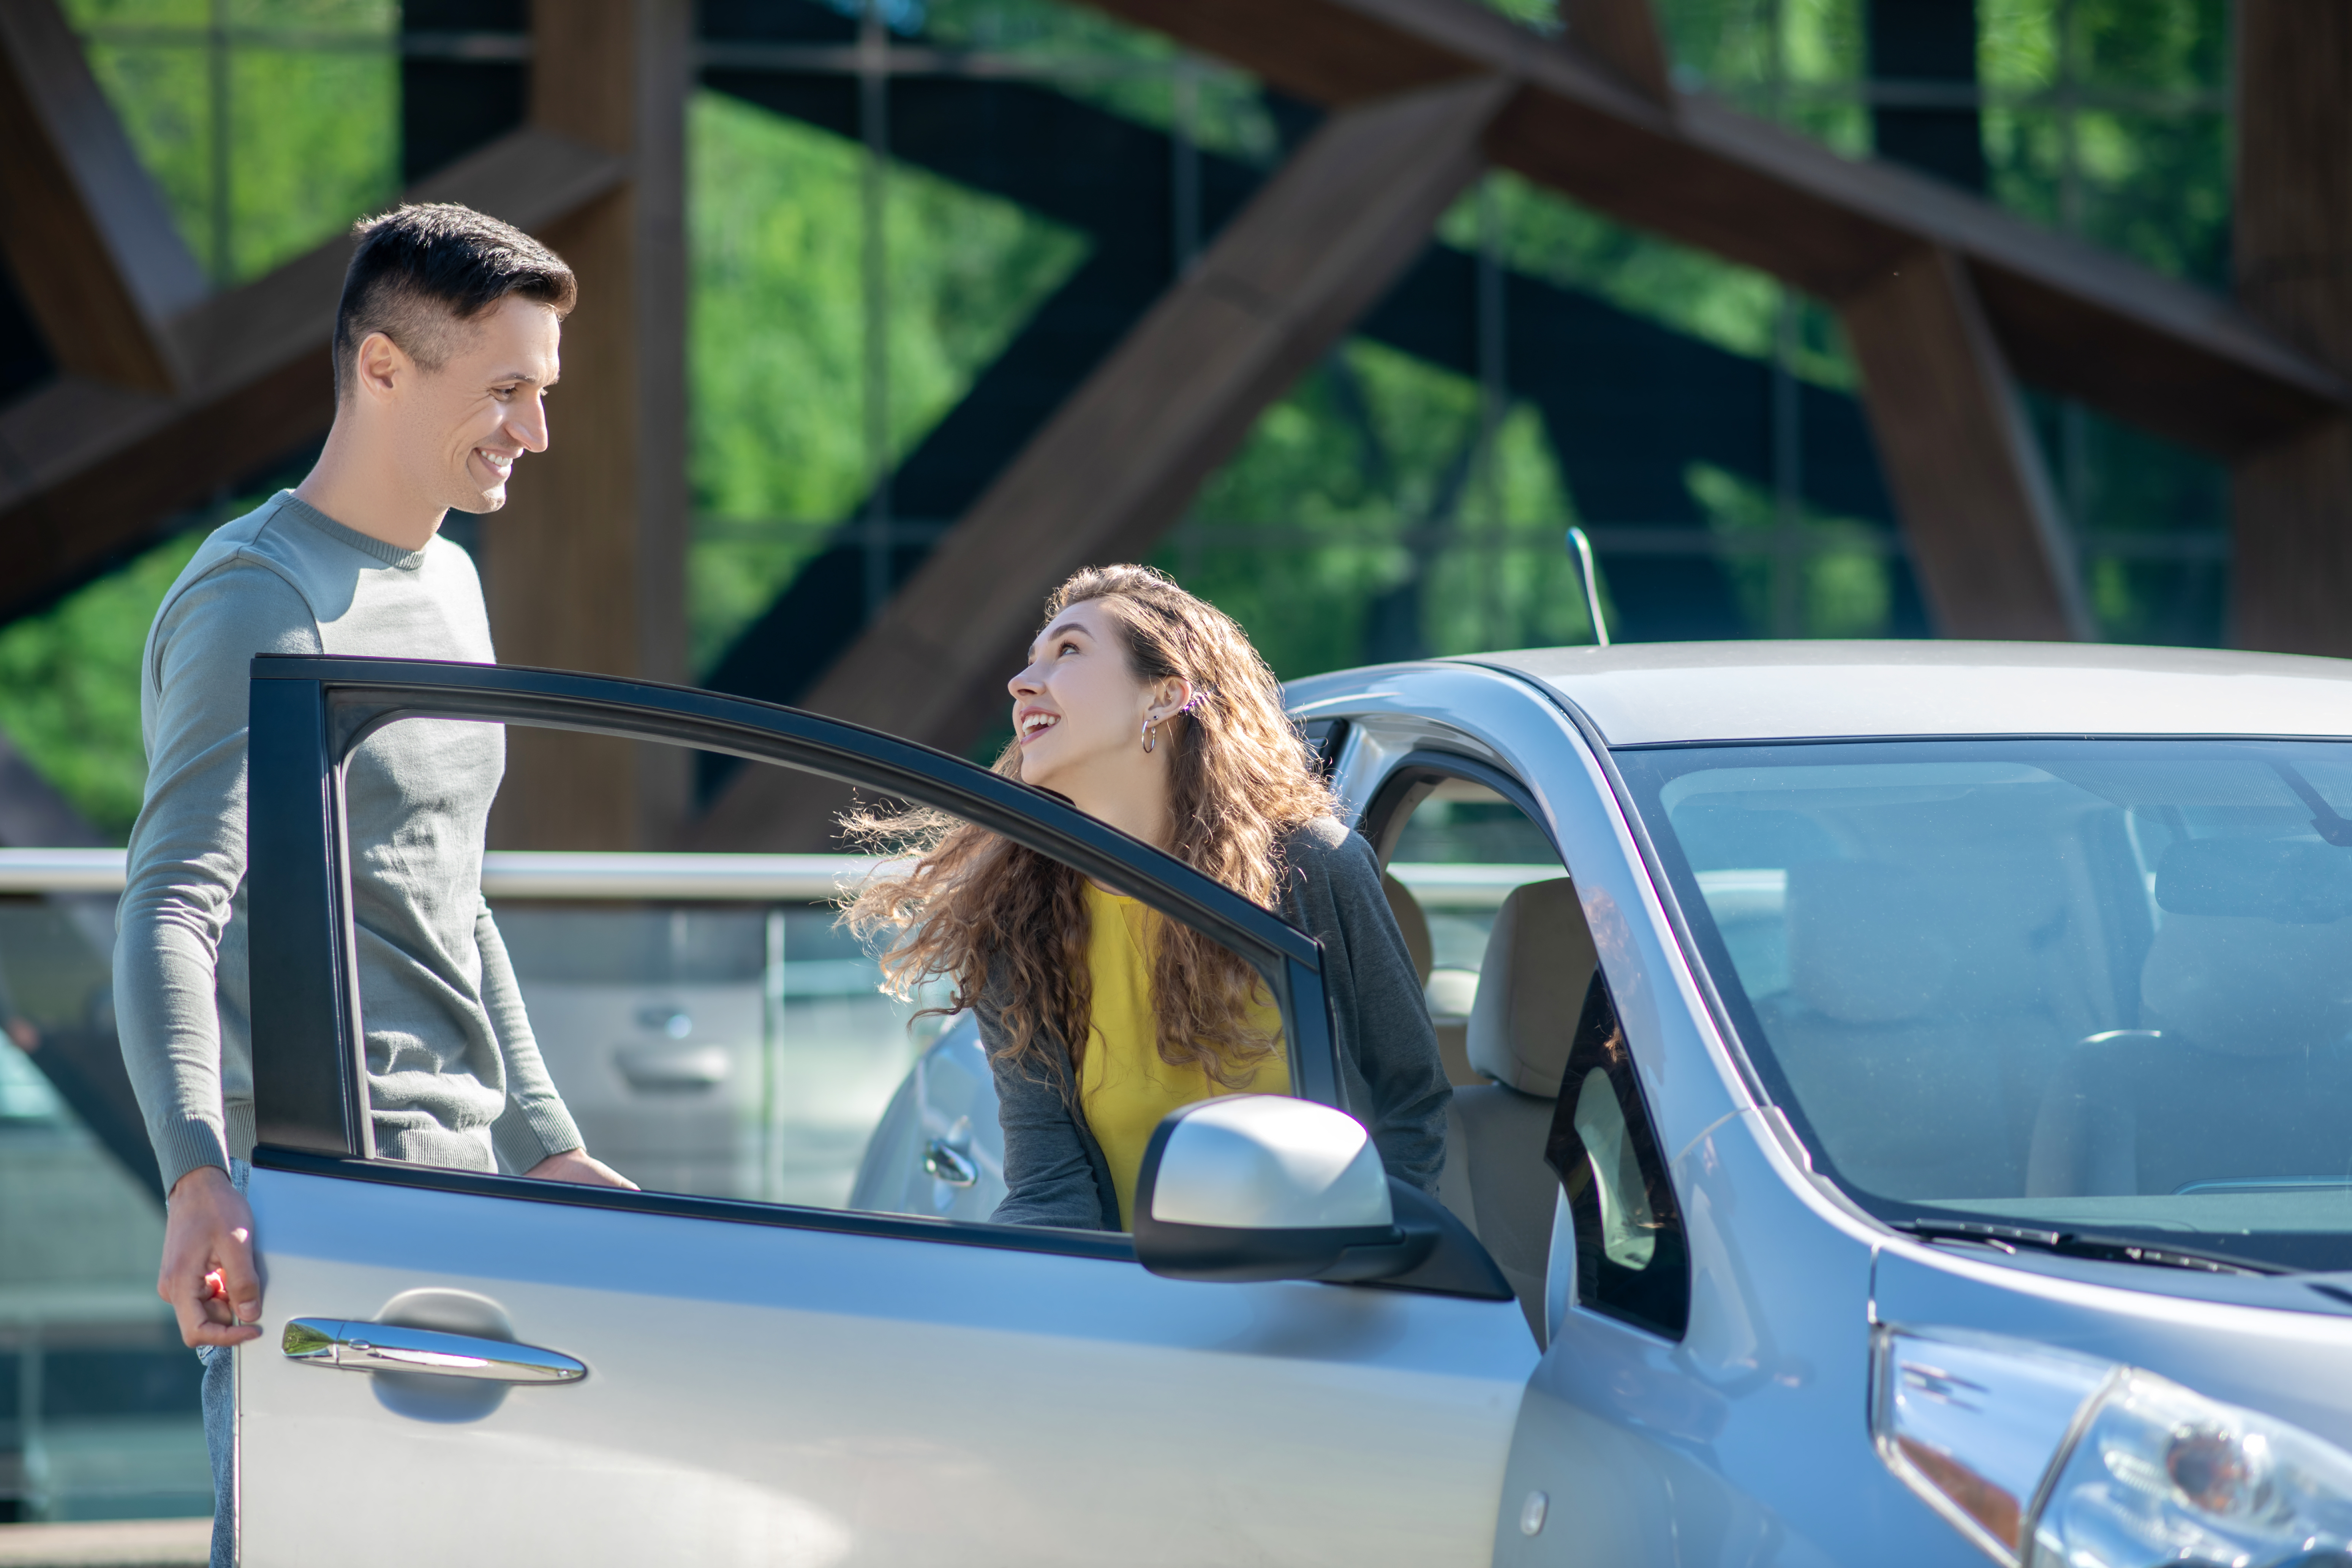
155, 1118, 231, 1198
490, 1098, 583, 1175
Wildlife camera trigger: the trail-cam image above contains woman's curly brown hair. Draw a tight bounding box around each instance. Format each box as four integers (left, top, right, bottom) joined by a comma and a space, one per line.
842, 564, 1337, 1092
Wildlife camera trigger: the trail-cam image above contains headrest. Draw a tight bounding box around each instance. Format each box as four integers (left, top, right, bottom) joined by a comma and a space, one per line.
2141, 913, 2352, 1057
1381, 873, 1434, 989
1931, 852, 2065, 1012
1466, 878, 1595, 1096
1786, 861, 1953, 1025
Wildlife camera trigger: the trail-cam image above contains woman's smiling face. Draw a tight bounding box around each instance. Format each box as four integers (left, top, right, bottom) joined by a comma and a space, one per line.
1008, 598, 1167, 797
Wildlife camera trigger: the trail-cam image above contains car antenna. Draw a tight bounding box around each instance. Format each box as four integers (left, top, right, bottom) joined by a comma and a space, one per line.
1565, 526, 1611, 647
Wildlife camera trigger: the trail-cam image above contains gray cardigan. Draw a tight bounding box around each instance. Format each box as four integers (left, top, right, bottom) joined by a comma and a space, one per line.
983, 817, 1449, 1231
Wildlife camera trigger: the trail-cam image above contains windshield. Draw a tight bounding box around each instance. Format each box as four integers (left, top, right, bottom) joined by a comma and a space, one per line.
1616, 738, 2352, 1274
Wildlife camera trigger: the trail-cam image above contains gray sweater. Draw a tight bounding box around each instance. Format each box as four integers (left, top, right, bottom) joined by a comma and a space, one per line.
116, 491, 582, 1193
985, 817, 1450, 1230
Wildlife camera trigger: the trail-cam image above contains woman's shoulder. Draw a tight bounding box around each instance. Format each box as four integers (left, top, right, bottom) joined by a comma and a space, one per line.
1278, 816, 1379, 887
1279, 813, 1356, 858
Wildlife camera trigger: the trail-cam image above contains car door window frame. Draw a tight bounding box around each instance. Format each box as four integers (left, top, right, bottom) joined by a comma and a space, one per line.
1356, 744, 1692, 1341
1359, 752, 1549, 864
245, 653, 1339, 1261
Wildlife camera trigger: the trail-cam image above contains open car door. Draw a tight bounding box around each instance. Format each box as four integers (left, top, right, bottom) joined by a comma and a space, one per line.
233, 655, 1533, 1568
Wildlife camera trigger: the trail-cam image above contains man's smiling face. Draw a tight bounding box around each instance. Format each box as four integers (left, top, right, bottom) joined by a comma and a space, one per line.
405, 293, 562, 516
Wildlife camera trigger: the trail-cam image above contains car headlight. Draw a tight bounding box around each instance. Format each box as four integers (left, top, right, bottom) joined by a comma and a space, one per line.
1873, 1326, 2352, 1568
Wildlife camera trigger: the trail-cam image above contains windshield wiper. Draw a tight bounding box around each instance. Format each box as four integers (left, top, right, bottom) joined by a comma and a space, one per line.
1891, 1219, 2280, 1276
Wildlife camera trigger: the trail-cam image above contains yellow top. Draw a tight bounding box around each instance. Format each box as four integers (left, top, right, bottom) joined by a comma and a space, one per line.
1079, 882, 1289, 1228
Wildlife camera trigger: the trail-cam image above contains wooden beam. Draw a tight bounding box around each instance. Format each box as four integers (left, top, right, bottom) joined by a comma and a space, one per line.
1563, 0, 1673, 107
1081, 0, 2346, 459
0, 130, 623, 626
0, 0, 205, 391
1842, 245, 2088, 640
482, 0, 692, 852
690, 75, 1513, 851
2229, 0, 2352, 657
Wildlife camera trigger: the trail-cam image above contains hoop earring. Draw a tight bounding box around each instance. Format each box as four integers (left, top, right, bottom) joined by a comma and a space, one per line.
1141, 715, 1157, 753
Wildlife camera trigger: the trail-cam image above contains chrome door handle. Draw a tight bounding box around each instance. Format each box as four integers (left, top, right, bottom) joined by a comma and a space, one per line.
281, 1318, 586, 1384
922, 1138, 978, 1187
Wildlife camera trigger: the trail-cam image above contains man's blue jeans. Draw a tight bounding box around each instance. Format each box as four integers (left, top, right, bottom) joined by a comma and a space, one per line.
195, 1157, 249, 1568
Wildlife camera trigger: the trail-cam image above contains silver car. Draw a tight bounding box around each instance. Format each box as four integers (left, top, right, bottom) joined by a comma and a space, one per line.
238, 643, 2352, 1567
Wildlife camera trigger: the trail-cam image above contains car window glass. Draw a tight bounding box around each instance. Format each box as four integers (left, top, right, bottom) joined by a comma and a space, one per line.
1619, 738, 2352, 1275
1383, 778, 1565, 1084
1546, 974, 1689, 1339
344, 724, 1303, 1235
489, 903, 930, 1208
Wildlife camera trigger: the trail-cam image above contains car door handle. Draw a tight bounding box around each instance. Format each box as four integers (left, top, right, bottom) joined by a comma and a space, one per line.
923, 1138, 978, 1187
281, 1318, 586, 1384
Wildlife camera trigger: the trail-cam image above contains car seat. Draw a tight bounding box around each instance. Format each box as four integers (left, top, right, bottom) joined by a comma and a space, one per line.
1447, 877, 1596, 1335
1386, 871, 1494, 1232
1756, 860, 2073, 1200
1381, 873, 1480, 1089
2027, 908, 2352, 1197
1381, 873, 1434, 986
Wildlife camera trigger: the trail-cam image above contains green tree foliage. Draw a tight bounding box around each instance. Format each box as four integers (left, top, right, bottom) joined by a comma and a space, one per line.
1638, 0, 2229, 643
64, 0, 400, 284
0, 533, 207, 842
925, 0, 1283, 164
1163, 341, 1601, 680
1687, 463, 1894, 639
1979, 0, 2230, 286
688, 92, 1089, 672
10, 1, 396, 835
0, 0, 2248, 831
1978, 0, 2232, 642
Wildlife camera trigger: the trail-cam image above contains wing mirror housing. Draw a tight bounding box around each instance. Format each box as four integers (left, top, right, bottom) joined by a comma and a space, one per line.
1132, 1096, 1511, 1300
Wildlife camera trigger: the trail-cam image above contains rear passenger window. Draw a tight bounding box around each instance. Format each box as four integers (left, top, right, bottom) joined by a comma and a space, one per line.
1546, 974, 1690, 1340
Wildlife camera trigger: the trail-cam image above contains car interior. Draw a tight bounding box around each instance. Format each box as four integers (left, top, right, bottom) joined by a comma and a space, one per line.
1369, 769, 1602, 1335
1663, 775, 2137, 1207
1751, 850, 2101, 1200
1646, 749, 2352, 1244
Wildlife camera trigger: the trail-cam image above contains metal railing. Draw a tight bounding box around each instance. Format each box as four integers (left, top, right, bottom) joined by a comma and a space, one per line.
0, 849, 1542, 906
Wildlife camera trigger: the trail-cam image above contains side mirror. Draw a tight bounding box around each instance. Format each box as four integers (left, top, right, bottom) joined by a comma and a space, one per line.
1132, 1096, 1512, 1300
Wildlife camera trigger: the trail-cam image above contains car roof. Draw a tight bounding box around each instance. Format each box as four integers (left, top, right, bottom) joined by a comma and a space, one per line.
1443, 640, 2352, 746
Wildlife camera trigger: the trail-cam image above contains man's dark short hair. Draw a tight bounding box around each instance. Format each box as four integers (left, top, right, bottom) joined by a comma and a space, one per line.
332, 203, 577, 398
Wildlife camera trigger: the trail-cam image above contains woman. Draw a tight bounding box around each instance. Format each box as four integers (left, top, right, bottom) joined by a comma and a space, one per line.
847, 565, 1447, 1231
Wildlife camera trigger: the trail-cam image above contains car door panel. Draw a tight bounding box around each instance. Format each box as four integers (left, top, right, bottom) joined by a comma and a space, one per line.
1314, 672, 1821, 1561
242, 1167, 1533, 1567
237, 656, 1532, 1566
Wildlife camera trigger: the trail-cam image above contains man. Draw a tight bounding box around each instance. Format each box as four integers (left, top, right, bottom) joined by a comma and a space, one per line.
115, 203, 632, 1566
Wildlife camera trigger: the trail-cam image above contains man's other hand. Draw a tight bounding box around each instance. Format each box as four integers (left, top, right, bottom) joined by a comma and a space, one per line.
160, 1165, 262, 1349
524, 1148, 639, 1189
